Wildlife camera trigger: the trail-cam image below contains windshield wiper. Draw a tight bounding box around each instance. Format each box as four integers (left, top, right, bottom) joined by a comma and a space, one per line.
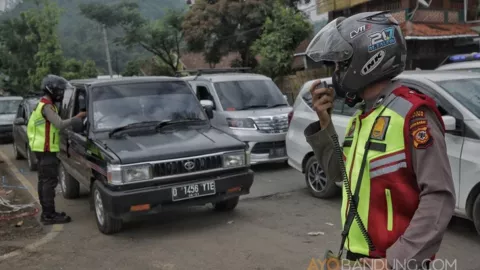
241, 105, 269, 110
268, 103, 288, 108
108, 121, 161, 137
156, 119, 206, 130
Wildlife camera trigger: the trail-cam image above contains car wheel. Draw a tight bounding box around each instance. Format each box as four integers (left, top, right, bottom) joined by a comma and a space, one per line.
214, 196, 239, 211
92, 181, 122, 235
13, 141, 24, 160
26, 148, 37, 171
473, 194, 480, 236
59, 163, 80, 199
305, 155, 339, 199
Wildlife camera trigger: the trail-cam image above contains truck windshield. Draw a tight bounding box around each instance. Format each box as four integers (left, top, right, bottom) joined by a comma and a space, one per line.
91, 81, 207, 131
437, 78, 480, 118
0, 99, 21, 114
213, 80, 288, 111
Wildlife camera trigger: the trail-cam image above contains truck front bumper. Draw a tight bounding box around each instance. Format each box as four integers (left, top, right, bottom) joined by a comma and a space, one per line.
96, 170, 254, 219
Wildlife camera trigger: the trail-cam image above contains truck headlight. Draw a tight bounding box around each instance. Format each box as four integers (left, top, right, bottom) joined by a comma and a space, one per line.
122, 164, 152, 183
223, 151, 246, 168
226, 118, 257, 130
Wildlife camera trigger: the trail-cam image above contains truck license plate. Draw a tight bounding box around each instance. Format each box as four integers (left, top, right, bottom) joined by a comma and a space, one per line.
171, 181, 216, 202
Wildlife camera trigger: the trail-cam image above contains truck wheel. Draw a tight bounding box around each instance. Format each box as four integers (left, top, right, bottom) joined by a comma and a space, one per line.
304, 155, 339, 199
92, 181, 122, 235
473, 194, 480, 236
214, 196, 239, 211
13, 141, 24, 160
26, 147, 37, 171
59, 163, 80, 199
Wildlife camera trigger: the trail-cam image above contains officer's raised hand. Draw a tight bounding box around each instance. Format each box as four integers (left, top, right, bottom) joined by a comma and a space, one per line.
310, 80, 335, 128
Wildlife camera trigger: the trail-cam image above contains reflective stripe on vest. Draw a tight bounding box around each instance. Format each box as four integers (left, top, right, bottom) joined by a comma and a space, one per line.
341, 93, 420, 257
27, 100, 60, 152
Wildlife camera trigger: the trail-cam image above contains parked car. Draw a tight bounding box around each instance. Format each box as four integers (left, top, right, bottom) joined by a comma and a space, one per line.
0, 96, 23, 141
435, 52, 480, 72
286, 70, 480, 235
182, 69, 292, 165
12, 96, 40, 170
59, 76, 254, 234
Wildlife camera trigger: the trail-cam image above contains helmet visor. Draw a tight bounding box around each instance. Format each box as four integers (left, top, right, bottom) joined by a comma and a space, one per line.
306, 18, 353, 63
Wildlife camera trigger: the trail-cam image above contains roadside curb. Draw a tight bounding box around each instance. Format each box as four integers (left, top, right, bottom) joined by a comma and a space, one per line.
0, 149, 63, 263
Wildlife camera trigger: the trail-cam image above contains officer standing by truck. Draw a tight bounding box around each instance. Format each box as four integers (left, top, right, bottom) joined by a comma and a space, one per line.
27, 75, 86, 225
303, 12, 455, 269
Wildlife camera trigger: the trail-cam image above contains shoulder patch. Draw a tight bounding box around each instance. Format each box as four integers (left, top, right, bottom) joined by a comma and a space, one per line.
370, 116, 390, 141
411, 125, 433, 149
412, 110, 425, 119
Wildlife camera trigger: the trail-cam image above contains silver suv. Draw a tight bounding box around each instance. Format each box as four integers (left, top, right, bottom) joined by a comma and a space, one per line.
182, 69, 292, 164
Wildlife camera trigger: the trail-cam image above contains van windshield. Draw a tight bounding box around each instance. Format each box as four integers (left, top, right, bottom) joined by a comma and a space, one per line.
0, 99, 21, 114
213, 80, 288, 111
91, 81, 207, 131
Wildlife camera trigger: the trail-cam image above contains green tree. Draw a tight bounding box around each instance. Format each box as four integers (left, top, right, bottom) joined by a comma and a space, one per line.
80, 2, 185, 74
251, 2, 311, 79
62, 58, 98, 80
27, 0, 64, 89
183, 0, 273, 68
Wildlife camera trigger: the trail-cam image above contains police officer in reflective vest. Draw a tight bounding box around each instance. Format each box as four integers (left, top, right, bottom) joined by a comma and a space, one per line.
27, 75, 86, 225
303, 12, 455, 269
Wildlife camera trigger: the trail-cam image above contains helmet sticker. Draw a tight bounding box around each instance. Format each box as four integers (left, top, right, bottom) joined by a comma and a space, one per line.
349, 24, 372, 39
368, 27, 396, 52
361, 50, 386, 75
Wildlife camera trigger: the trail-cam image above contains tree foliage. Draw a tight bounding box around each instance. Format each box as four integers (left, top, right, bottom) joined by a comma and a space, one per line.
80, 2, 185, 74
182, 0, 273, 68
251, 2, 311, 79
62, 58, 98, 80
0, 0, 100, 94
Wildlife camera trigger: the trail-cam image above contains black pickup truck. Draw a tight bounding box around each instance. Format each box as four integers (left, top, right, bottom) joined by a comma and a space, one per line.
58, 77, 254, 234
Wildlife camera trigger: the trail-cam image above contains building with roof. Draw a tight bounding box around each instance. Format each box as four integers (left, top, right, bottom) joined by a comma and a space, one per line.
295, 0, 479, 70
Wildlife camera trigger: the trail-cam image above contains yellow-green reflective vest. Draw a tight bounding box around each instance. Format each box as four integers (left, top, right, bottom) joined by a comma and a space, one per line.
340, 87, 442, 258
27, 99, 60, 152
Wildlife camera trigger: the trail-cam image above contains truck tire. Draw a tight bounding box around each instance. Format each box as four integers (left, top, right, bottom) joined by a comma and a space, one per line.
92, 181, 122, 235
214, 196, 239, 211
473, 194, 480, 236
304, 155, 339, 199
59, 163, 80, 199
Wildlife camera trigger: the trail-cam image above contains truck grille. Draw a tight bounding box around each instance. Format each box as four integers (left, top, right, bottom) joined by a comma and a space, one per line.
251, 114, 289, 134
152, 155, 223, 178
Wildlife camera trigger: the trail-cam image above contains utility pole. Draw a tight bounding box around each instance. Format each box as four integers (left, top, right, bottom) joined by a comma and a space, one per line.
102, 24, 113, 78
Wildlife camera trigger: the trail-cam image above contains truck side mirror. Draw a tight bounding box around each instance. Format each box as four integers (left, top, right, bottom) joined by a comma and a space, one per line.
200, 100, 214, 119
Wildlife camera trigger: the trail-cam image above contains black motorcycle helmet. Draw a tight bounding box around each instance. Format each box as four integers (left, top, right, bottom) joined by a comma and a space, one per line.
306, 11, 407, 100
41, 74, 70, 102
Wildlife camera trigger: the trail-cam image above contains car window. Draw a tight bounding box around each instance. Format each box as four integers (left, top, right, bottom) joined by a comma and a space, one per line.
91, 81, 207, 131
0, 99, 22, 115
213, 80, 288, 111
436, 78, 480, 118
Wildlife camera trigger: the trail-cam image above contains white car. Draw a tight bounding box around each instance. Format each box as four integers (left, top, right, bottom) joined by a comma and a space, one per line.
435, 53, 480, 72
286, 71, 480, 235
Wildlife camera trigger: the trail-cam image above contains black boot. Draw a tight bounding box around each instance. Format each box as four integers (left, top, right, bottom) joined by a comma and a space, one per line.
41, 212, 71, 225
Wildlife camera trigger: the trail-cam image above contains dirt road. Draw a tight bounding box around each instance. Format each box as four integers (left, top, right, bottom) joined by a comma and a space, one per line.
0, 144, 479, 270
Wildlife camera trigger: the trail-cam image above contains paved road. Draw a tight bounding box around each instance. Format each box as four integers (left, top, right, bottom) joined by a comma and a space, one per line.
0, 143, 479, 270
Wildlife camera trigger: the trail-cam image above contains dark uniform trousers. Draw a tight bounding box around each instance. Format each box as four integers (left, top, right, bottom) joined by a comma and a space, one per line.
35, 152, 59, 215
